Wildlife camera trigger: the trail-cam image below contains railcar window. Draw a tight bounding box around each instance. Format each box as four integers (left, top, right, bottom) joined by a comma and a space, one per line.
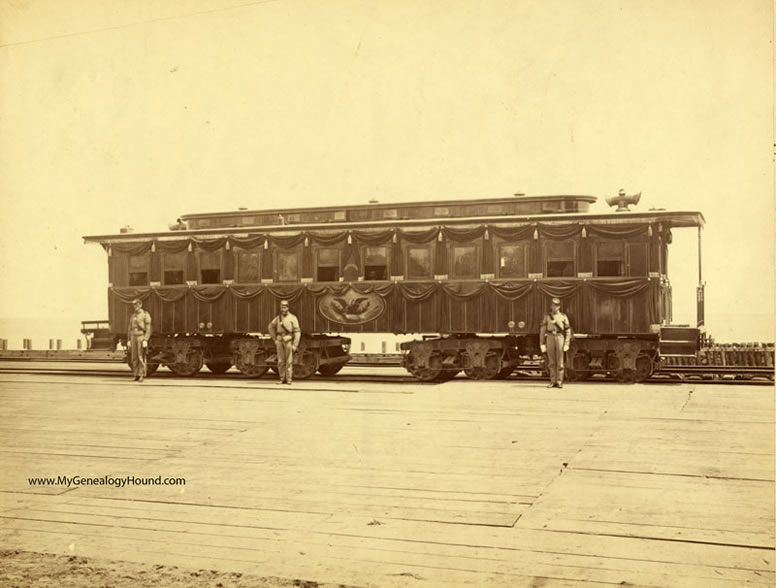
163, 251, 186, 285
364, 246, 388, 280
199, 250, 221, 284
596, 241, 625, 277
498, 244, 527, 278
316, 248, 340, 282
277, 251, 299, 282
235, 250, 260, 283
407, 247, 432, 279
546, 240, 575, 278
128, 255, 149, 286
451, 245, 477, 279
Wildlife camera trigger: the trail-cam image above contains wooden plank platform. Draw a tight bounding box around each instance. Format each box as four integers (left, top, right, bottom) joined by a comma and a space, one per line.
0, 373, 773, 586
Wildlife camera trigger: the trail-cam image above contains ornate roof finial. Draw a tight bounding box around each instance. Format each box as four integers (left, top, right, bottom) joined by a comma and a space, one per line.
606, 188, 641, 212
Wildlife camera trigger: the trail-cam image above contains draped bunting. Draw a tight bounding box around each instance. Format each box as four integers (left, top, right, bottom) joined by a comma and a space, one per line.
230, 235, 265, 250
489, 225, 534, 241
309, 231, 348, 246
154, 240, 190, 253
352, 230, 396, 245
399, 227, 440, 244
267, 285, 307, 303
585, 224, 648, 239
441, 225, 486, 242
397, 282, 438, 302
490, 281, 534, 301
585, 278, 652, 297
441, 282, 488, 300
106, 242, 153, 256
537, 223, 581, 240
306, 282, 395, 297
105, 223, 652, 260
192, 237, 228, 252
111, 288, 153, 303
229, 285, 264, 299
112, 277, 657, 304
536, 280, 582, 298
190, 286, 227, 302
269, 234, 306, 249
111, 276, 662, 336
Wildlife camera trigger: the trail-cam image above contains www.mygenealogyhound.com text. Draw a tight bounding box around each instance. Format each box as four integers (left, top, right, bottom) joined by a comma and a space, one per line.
27, 475, 186, 488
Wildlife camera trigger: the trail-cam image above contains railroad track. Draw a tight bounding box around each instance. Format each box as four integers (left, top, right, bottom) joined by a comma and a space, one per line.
0, 359, 772, 385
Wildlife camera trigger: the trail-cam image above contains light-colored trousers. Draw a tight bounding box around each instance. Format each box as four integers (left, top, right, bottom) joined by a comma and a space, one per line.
129, 335, 147, 377
546, 334, 565, 385
275, 338, 294, 382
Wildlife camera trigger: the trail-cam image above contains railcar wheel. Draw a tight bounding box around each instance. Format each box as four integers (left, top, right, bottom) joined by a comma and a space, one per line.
567, 353, 591, 382
464, 354, 500, 380
634, 354, 654, 382
496, 366, 514, 379
293, 350, 318, 380
437, 369, 460, 381
317, 363, 344, 376
236, 362, 268, 378
167, 349, 203, 377
205, 361, 232, 374
407, 352, 443, 382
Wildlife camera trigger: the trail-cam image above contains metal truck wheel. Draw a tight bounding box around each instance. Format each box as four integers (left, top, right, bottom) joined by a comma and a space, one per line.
634, 354, 654, 382
317, 363, 344, 376
464, 354, 500, 380
236, 363, 268, 378
407, 352, 443, 382
291, 349, 318, 380
437, 369, 460, 381
566, 352, 591, 382
167, 349, 203, 377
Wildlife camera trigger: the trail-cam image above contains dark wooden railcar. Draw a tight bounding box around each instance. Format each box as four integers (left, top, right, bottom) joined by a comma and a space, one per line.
84, 194, 704, 381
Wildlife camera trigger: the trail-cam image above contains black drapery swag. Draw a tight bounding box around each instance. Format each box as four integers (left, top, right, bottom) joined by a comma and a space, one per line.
112, 277, 658, 305
104, 222, 653, 259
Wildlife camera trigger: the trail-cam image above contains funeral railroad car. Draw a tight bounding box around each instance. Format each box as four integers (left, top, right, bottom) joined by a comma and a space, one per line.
83, 192, 705, 382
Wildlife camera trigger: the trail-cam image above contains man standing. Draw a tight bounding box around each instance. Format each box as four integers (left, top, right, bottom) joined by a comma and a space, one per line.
127, 298, 152, 382
268, 300, 301, 384
539, 297, 571, 388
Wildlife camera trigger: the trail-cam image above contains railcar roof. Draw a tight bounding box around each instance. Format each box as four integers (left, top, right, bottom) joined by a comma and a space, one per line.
178, 195, 598, 220
84, 209, 704, 243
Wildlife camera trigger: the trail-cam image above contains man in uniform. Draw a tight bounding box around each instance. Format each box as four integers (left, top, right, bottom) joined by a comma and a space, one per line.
268, 300, 301, 384
539, 297, 571, 388
127, 298, 152, 382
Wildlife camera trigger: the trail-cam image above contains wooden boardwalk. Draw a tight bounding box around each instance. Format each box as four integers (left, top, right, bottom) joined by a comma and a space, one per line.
0, 371, 773, 586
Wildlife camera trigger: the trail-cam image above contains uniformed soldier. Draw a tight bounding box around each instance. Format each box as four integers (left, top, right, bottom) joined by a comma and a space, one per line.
539, 297, 571, 388
268, 300, 301, 385
127, 298, 152, 382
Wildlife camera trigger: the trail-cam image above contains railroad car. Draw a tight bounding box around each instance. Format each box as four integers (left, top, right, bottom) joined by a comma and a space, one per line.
84, 191, 705, 382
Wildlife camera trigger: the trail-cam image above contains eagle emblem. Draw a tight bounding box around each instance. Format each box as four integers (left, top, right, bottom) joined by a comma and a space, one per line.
319, 289, 384, 324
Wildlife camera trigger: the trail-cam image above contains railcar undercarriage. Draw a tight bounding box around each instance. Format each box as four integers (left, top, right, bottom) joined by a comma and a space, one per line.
400, 334, 663, 382
123, 334, 351, 379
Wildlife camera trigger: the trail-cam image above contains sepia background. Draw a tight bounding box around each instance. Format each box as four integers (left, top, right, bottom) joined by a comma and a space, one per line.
0, 0, 773, 348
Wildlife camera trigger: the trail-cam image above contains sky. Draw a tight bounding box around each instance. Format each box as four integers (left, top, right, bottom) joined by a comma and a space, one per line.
0, 0, 773, 347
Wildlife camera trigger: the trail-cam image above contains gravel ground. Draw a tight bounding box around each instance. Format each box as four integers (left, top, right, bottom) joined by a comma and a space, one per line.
0, 550, 352, 588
